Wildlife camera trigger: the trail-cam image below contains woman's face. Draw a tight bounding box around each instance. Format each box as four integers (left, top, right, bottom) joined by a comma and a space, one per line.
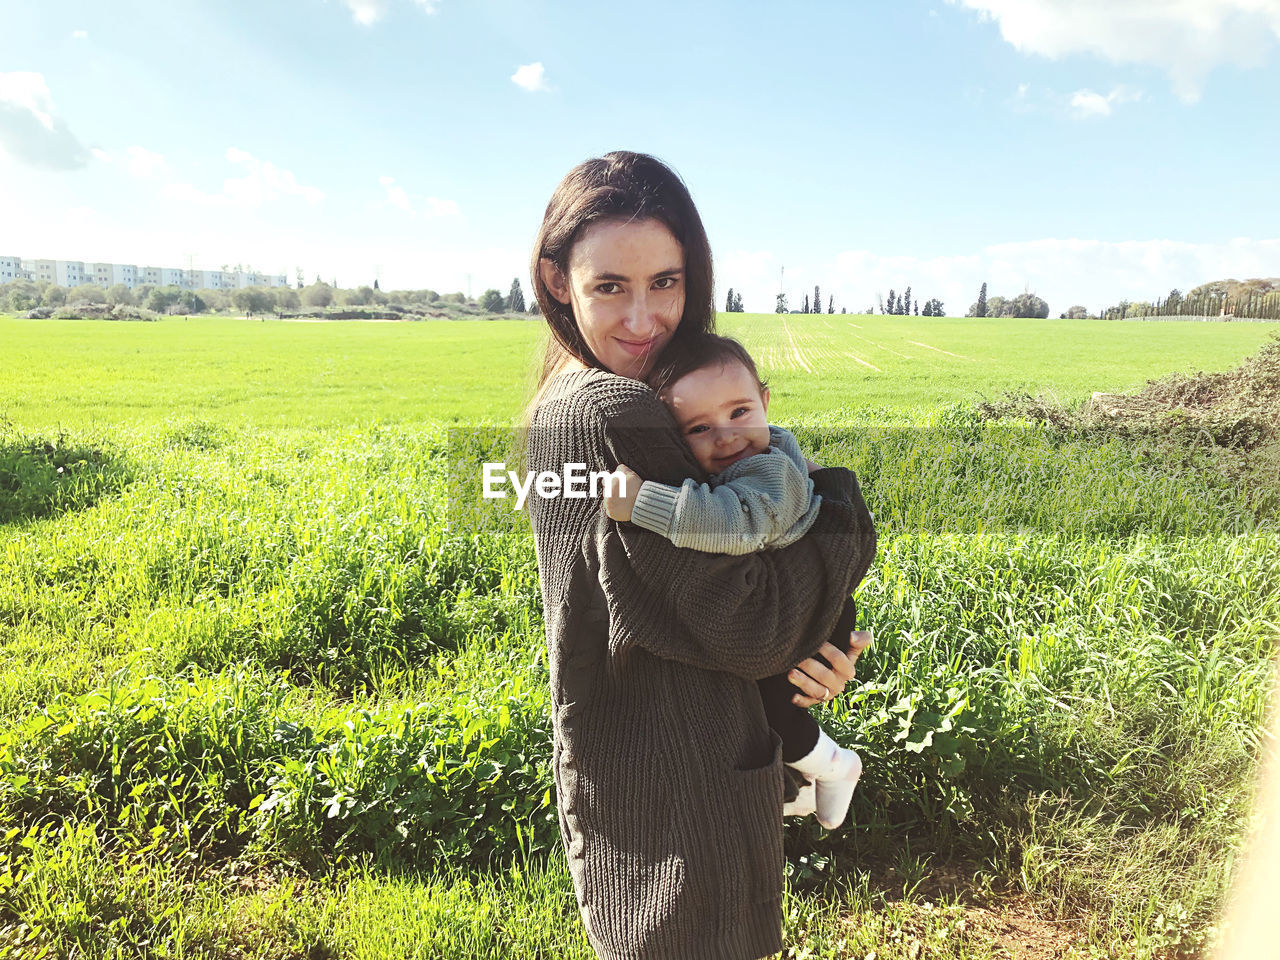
542, 218, 685, 379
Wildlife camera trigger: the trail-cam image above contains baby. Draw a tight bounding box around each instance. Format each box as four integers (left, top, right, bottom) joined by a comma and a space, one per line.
604, 333, 874, 829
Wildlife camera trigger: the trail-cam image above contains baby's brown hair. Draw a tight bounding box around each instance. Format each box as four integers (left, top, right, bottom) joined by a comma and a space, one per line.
645, 333, 768, 402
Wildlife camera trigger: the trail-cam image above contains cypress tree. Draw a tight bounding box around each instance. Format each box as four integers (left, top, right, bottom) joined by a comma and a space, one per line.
507, 278, 526, 312
887, 289, 897, 315
903, 286, 912, 317
813, 285, 821, 314
976, 282, 988, 318
802, 293, 810, 313
726, 287, 735, 312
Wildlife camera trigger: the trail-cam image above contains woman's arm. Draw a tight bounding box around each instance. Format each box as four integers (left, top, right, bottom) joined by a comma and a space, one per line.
587, 376, 877, 681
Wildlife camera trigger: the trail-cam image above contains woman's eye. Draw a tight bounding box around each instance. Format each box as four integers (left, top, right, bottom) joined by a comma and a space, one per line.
654, 277, 678, 290
597, 282, 621, 294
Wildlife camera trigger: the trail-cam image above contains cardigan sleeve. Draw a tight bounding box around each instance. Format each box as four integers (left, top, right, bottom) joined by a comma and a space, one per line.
588, 376, 877, 680
629, 426, 819, 554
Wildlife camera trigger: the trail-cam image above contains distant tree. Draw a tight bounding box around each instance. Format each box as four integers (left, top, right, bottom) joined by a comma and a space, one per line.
733, 291, 744, 312
528, 299, 541, 315
3, 279, 41, 312
726, 287, 735, 313
886, 289, 897, 315
176, 290, 207, 314
1165, 288, 1182, 315
840, 306, 846, 314
902, 287, 911, 317
302, 282, 334, 308
976, 282, 988, 318
42, 284, 67, 306
1063, 305, 1088, 319
1007, 292, 1050, 319
802, 293, 810, 313
776, 292, 788, 314
913, 299, 919, 315
813, 285, 821, 314
481, 288, 505, 312
827, 295, 834, 313
373, 278, 380, 291
146, 286, 180, 313
296, 268, 305, 290
877, 293, 884, 314
68, 283, 106, 304
508, 278, 526, 312
273, 287, 301, 312
231, 287, 271, 316
922, 298, 945, 316
105, 284, 134, 306
985, 295, 1008, 317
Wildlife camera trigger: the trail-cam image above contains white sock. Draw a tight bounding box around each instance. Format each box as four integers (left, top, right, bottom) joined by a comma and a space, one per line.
786, 729, 862, 830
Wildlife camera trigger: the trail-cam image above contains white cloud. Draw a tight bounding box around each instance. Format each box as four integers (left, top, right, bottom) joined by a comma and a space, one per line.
157, 147, 323, 209
378, 174, 458, 218
341, 0, 439, 26
947, 0, 1280, 101
0, 71, 90, 170
423, 196, 459, 217
512, 62, 551, 92
1069, 85, 1142, 118
71, 30, 88, 40
125, 145, 166, 178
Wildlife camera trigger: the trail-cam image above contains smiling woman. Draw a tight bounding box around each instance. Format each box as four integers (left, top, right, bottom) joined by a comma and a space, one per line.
520, 151, 876, 960
538, 218, 685, 379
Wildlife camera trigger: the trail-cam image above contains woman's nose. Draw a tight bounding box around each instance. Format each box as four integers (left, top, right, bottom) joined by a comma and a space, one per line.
622, 292, 657, 333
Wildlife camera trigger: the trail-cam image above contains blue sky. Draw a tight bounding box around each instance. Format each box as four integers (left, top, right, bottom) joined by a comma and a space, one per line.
2, 0, 1278, 316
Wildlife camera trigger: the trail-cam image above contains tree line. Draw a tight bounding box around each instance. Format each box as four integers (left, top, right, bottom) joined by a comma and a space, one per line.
0, 277, 540, 318
1097, 283, 1280, 321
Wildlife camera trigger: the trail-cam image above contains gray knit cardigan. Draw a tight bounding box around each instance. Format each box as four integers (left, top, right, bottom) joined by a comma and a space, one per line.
525, 368, 877, 960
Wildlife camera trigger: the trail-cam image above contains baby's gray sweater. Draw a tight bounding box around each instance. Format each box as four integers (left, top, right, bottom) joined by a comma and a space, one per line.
630, 425, 820, 554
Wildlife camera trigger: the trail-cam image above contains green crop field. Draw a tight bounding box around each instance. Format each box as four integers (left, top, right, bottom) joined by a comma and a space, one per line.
1, 311, 1278, 959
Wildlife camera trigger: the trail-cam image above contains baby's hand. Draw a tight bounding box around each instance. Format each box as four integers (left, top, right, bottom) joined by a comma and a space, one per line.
604, 464, 642, 523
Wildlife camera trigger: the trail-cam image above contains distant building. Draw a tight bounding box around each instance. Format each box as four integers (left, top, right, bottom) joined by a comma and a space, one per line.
7, 256, 287, 290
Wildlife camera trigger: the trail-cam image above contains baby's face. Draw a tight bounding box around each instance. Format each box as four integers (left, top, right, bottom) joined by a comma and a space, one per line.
662, 359, 771, 474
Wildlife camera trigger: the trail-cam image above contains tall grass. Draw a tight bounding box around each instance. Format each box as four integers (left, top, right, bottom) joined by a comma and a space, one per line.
2, 317, 1277, 956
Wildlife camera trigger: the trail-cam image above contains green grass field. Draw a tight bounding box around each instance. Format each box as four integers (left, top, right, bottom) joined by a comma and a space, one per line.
2, 312, 1276, 428
2, 312, 1278, 959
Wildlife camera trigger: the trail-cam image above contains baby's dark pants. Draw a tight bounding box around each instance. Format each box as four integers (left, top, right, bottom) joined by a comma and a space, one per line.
757, 596, 859, 763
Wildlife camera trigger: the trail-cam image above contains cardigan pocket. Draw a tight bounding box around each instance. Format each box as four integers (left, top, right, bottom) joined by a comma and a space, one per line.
722, 731, 786, 907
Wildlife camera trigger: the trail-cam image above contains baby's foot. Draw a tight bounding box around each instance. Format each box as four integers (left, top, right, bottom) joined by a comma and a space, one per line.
814, 749, 862, 830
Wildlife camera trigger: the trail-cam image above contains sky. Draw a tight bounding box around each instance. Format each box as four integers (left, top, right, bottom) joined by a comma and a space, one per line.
1, 0, 1278, 317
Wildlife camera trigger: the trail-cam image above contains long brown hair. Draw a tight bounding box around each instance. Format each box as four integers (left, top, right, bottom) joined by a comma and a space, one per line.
524, 151, 718, 418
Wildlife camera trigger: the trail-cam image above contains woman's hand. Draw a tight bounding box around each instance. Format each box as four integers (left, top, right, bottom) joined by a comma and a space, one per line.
604, 464, 642, 522
789, 630, 873, 707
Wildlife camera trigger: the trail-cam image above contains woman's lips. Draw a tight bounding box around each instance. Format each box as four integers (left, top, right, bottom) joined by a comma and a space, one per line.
614, 336, 659, 357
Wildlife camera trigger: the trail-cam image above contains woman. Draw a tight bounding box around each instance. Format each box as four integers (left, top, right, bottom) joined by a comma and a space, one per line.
523, 151, 877, 960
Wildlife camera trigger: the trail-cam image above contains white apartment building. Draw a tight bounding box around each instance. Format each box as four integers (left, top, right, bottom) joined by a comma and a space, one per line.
22, 260, 56, 284
5, 256, 287, 290
55, 261, 86, 286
